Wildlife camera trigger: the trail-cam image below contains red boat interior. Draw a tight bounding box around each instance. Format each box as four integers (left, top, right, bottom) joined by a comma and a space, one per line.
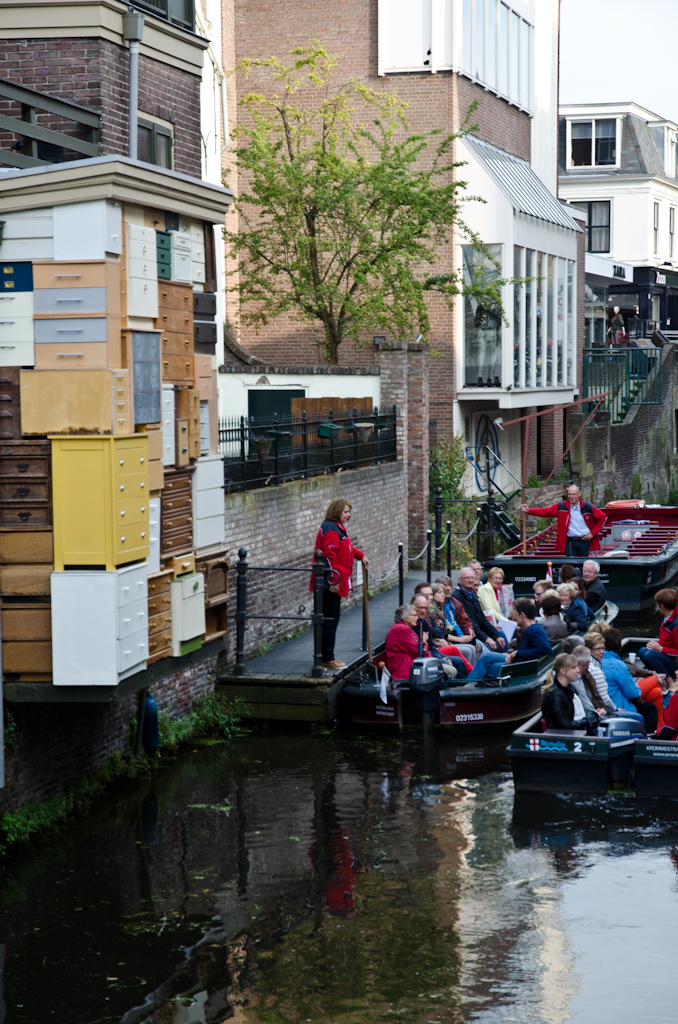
503, 504, 678, 559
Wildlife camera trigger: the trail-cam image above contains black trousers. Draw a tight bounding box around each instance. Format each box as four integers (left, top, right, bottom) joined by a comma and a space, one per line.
565, 537, 590, 558
321, 590, 342, 661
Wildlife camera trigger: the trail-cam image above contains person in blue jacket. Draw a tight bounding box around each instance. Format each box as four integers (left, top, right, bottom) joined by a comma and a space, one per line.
466, 599, 551, 680
558, 582, 595, 634
600, 628, 657, 732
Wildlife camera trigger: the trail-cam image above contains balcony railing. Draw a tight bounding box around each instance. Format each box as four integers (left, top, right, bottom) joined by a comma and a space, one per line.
583, 346, 662, 424
132, 0, 195, 31
219, 407, 397, 493
0, 79, 101, 169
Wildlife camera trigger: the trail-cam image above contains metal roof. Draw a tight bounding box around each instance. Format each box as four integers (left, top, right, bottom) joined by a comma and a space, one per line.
464, 135, 581, 232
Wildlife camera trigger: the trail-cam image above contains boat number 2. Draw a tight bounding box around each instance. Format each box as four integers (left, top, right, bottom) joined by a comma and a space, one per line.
573, 741, 582, 752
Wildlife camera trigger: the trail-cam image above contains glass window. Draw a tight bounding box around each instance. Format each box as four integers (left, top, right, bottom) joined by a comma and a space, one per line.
571, 201, 610, 253
670, 207, 675, 258
509, 11, 520, 103
547, 255, 554, 386
567, 260, 574, 385
654, 202, 660, 254
520, 19, 530, 108
525, 249, 533, 387
474, 0, 484, 81
463, 245, 502, 387
498, 3, 509, 95
595, 119, 616, 165
486, 0, 497, 90
514, 245, 521, 386
462, 0, 473, 74
536, 252, 544, 385
137, 118, 173, 170
571, 122, 592, 166
557, 258, 565, 385
137, 124, 151, 163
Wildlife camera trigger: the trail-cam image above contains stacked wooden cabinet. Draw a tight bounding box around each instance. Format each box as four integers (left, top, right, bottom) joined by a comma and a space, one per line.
0, 199, 227, 688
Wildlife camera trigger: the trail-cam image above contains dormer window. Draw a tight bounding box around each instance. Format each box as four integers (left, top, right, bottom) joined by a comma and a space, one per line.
569, 119, 617, 168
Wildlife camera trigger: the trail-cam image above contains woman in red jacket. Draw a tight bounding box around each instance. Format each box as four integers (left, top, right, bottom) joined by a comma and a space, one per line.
385, 605, 429, 680
638, 588, 678, 683
312, 497, 369, 671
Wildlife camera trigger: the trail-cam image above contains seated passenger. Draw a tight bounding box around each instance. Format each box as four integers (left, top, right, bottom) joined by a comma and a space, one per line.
638, 588, 678, 685
571, 644, 609, 719
583, 560, 608, 614
584, 632, 619, 716
541, 653, 595, 731
478, 567, 505, 618
557, 582, 595, 634
412, 595, 469, 677
466, 599, 551, 681
532, 579, 551, 607
435, 575, 478, 648
540, 594, 568, 645
656, 690, 678, 739
429, 583, 476, 663
385, 605, 427, 680
601, 628, 658, 732
558, 564, 580, 586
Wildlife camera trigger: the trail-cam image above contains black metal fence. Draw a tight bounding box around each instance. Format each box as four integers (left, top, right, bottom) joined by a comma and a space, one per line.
219, 406, 397, 493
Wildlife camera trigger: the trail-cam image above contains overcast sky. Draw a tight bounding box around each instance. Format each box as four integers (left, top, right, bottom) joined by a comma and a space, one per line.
560, 0, 678, 124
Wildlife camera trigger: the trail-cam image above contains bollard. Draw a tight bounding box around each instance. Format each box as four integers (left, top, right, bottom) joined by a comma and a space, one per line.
134, 687, 148, 758
398, 542, 404, 606
311, 549, 325, 677
487, 488, 495, 560
476, 505, 482, 562
434, 486, 442, 571
446, 520, 452, 578
234, 547, 248, 674
426, 529, 432, 584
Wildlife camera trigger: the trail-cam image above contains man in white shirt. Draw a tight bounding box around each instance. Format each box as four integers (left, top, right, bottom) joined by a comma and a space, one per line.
520, 484, 606, 558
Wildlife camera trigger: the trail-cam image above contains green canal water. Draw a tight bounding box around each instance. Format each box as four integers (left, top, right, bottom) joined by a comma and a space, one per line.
2, 724, 677, 1024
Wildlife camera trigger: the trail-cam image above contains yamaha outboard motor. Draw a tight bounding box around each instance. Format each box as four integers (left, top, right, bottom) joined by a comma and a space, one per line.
598, 716, 647, 786
409, 656, 445, 729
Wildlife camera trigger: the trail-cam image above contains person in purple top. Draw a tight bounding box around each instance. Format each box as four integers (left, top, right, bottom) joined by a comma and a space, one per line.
466, 599, 551, 680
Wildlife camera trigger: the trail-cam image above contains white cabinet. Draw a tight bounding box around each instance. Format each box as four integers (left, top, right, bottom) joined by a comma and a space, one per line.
170, 571, 206, 655
54, 200, 122, 260
171, 251, 192, 283
127, 278, 158, 318
161, 384, 175, 465
192, 454, 224, 552
51, 562, 148, 685
148, 496, 161, 574
0, 291, 35, 365
199, 399, 210, 455
126, 223, 158, 317
0, 210, 54, 260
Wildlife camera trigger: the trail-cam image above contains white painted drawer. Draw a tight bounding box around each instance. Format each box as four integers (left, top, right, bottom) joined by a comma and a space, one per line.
191, 244, 205, 263
127, 277, 158, 319
148, 496, 161, 575
194, 454, 223, 491
189, 221, 205, 244
194, 515, 225, 550
0, 315, 34, 343
117, 595, 147, 638
127, 257, 157, 281
194, 486, 223, 520
127, 236, 156, 261
171, 252, 192, 283
0, 337, 34, 366
116, 563, 148, 608
191, 262, 206, 285
0, 292, 33, 317
170, 231, 191, 252
126, 223, 156, 245
162, 384, 175, 465
117, 627, 148, 672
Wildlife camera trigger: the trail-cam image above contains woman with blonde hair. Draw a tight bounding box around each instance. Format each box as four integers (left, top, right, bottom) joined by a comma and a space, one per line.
479, 566, 505, 618
311, 497, 369, 671
542, 652, 594, 730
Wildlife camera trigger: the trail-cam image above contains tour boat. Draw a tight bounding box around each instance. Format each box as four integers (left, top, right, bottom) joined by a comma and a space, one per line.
494, 501, 678, 617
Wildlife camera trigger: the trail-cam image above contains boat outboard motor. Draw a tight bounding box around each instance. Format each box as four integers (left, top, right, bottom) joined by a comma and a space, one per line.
409, 656, 446, 728
598, 717, 647, 785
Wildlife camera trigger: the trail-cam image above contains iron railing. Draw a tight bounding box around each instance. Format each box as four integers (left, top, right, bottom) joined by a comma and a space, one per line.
0, 79, 101, 169
219, 406, 397, 493
583, 346, 662, 424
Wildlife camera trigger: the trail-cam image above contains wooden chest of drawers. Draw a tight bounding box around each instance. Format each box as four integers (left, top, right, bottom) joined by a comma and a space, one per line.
147, 568, 172, 664
0, 439, 52, 528
20, 368, 130, 436
156, 283, 194, 383
160, 467, 193, 559
0, 527, 54, 680
0, 368, 21, 440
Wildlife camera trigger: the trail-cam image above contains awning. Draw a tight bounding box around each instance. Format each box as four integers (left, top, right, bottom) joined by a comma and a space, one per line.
464, 135, 581, 232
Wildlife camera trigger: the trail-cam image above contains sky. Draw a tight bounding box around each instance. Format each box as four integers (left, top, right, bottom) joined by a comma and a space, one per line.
559, 0, 678, 124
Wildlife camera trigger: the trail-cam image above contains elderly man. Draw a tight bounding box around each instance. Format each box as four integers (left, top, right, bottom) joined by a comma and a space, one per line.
412, 595, 468, 677
582, 560, 607, 613
520, 483, 606, 558
453, 567, 507, 650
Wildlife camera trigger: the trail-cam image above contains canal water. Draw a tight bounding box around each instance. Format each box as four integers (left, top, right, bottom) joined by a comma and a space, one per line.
2, 724, 677, 1024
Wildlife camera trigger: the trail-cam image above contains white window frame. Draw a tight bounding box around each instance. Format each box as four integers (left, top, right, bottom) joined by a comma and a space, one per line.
566, 117, 621, 171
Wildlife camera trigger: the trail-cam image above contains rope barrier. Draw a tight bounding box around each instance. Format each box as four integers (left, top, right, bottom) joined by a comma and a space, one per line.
407, 540, 431, 563
460, 517, 480, 542
365, 553, 403, 583
432, 533, 450, 552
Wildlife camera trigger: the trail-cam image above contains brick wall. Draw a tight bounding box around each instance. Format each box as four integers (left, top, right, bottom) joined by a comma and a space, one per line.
1, 654, 219, 813
222, 462, 408, 662
0, 38, 201, 178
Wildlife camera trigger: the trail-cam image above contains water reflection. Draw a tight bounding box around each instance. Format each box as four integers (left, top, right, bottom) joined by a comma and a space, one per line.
1, 729, 678, 1023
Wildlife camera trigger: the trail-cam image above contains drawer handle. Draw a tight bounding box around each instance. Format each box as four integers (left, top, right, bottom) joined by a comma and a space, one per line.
140, 457, 145, 463
18, 512, 31, 521
56, 329, 83, 333
141, 506, 146, 512
140, 482, 145, 488
121, 536, 126, 542
16, 463, 28, 472
120, 460, 124, 465
141, 531, 146, 538
122, 586, 129, 592
57, 353, 84, 357
0, 298, 16, 301
120, 510, 125, 516
123, 618, 130, 624
0, 346, 16, 350
16, 487, 29, 497
120, 485, 125, 491
56, 298, 83, 303
0, 321, 16, 325
55, 274, 82, 278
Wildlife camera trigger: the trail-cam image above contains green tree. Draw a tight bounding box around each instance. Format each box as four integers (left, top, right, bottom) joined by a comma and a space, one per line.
226, 43, 503, 365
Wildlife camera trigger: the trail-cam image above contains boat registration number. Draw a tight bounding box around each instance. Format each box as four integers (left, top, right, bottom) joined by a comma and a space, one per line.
455, 712, 484, 722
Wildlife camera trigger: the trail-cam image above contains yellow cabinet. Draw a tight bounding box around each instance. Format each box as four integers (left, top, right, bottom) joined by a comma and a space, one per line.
51, 435, 149, 571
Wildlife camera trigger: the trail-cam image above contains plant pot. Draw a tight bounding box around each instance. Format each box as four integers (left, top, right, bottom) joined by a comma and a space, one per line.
253, 437, 273, 464
354, 422, 372, 444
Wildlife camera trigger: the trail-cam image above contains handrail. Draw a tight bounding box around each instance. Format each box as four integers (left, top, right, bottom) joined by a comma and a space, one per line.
0, 78, 101, 169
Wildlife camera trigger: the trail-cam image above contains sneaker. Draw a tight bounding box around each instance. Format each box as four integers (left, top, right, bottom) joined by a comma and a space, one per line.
321, 658, 347, 670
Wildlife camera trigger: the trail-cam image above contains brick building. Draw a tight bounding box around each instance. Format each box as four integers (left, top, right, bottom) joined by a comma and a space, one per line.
221, 0, 584, 495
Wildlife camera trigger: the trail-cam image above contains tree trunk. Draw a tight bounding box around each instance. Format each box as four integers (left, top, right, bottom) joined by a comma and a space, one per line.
323, 322, 341, 366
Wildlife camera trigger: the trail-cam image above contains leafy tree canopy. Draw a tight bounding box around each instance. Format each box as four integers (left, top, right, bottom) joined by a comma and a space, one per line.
226, 43, 503, 365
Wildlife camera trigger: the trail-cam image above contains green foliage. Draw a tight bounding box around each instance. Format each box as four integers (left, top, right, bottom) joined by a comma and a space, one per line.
226, 44, 506, 365
526, 475, 539, 489
430, 435, 467, 500
631, 473, 643, 499
4, 708, 17, 752
669, 483, 678, 504
603, 484, 615, 505
157, 694, 240, 755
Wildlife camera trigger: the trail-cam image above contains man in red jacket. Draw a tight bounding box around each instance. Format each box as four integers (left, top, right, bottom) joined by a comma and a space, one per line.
520, 484, 606, 557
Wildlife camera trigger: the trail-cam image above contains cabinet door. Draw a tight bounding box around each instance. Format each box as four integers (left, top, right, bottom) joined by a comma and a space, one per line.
127, 257, 158, 281
127, 278, 159, 319
148, 496, 161, 574
194, 454, 223, 491
171, 252, 192, 283
135, 390, 161, 425
105, 200, 123, 255
53, 200, 114, 262
33, 287, 107, 315
194, 515, 225, 550
117, 626, 148, 673
51, 571, 118, 685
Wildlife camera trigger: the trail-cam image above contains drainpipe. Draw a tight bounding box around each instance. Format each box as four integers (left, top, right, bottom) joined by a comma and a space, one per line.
122, 7, 145, 160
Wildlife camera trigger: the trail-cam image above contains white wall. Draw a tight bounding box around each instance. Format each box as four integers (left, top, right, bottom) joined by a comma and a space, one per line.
218, 371, 381, 420
531, 0, 559, 193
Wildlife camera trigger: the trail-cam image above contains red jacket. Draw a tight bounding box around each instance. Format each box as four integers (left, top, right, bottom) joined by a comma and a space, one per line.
659, 607, 678, 657
385, 621, 429, 680
310, 519, 365, 599
526, 500, 607, 554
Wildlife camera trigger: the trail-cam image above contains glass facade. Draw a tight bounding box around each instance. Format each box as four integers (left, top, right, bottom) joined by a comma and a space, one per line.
557, 257, 565, 385
463, 245, 503, 386
461, 0, 532, 111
